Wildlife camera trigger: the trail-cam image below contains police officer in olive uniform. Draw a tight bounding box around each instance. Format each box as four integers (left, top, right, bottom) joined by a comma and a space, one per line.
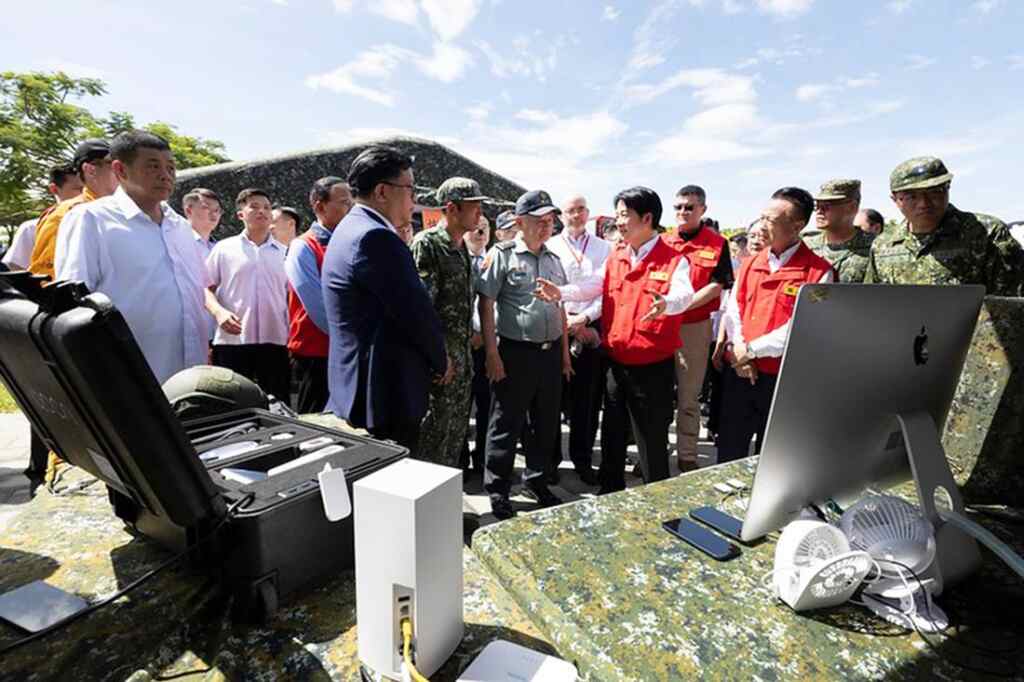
477, 190, 570, 519
804, 179, 874, 283
411, 177, 487, 467
866, 157, 1024, 296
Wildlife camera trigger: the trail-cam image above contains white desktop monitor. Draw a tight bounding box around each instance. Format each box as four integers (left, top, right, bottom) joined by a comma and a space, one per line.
741, 284, 986, 587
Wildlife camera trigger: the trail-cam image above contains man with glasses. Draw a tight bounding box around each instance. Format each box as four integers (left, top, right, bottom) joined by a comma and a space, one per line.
29, 139, 119, 279
804, 179, 873, 283
865, 157, 1023, 296
321, 146, 448, 455
665, 185, 732, 473
411, 177, 487, 467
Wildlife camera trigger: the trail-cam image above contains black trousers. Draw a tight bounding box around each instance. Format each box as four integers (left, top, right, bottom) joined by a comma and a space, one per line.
291, 354, 329, 414
484, 339, 562, 499
370, 420, 422, 457
550, 335, 603, 473
716, 368, 778, 464
599, 357, 675, 493
461, 346, 490, 471
25, 428, 48, 484
212, 343, 291, 404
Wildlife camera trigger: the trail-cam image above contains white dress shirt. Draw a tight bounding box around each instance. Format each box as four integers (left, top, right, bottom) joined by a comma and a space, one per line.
2, 218, 38, 269
193, 230, 217, 340
545, 229, 611, 322
559, 234, 695, 315
54, 187, 211, 384
206, 231, 289, 347
722, 242, 834, 357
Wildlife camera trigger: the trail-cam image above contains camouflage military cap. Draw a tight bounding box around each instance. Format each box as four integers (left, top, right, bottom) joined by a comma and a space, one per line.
814, 178, 861, 201
436, 177, 488, 204
495, 210, 517, 231
890, 156, 953, 192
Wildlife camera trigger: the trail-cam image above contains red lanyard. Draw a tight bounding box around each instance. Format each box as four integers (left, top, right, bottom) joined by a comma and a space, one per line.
563, 232, 589, 268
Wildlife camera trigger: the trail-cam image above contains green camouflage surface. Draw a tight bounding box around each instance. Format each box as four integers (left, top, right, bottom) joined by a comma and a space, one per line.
814, 178, 861, 201
865, 204, 1024, 296
804, 229, 873, 283
0, 430, 553, 681
411, 224, 475, 467
473, 458, 1024, 681
890, 157, 953, 192
943, 296, 1024, 506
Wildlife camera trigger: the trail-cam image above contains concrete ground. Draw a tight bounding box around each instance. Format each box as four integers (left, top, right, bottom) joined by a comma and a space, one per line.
0, 410, 723, 535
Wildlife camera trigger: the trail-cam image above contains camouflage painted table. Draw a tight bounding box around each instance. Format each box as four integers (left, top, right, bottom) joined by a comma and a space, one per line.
473, 460, 1024, 681
0, 472, 554, 681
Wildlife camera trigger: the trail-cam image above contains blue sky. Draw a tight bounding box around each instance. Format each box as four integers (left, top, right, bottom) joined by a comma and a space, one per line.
4, 0, 1023, 227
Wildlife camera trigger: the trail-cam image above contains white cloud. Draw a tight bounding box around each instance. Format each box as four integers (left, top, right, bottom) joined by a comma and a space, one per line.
906, 54, 937, 70
305, 41, 472, 105
270, 0, 288, 5
721, 0, 744, 14
796, 83, 834, 102
421, 0, 481, 41
684, 103, 760, 137
886, 0, 913, 13
370, 0, 419, 25
473, 37, 561, 81
754, 0, 814, 18
417, 41, 474, 82
619, 0, 682, 81
972, 0, 1001, 13
602, 4, 621, 20
466, 102, 492, 121
515, 109, 559, 124
796, 73, 878, 103
624, 68, 757, 107
971, 56, 991, 70
486, 111, 628, 158
333, 0, 354, 10
648, 133, 770, 166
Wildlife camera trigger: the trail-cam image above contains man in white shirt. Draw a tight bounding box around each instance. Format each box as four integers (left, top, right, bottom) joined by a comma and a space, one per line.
3, 164, 83, 270
544, 194, 610, 485
536, 187, 694, 494
54, 130, 211, 385
183, 187, 222, 343
205, 188, 291, 401
717, 187, 835, 463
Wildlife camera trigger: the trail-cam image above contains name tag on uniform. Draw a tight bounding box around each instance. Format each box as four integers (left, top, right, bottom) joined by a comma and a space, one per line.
648, 271, 670, 282
697, 249, 717, 260
782, 283, 800, 296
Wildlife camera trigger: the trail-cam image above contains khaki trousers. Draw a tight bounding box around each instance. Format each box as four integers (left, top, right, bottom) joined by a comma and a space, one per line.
675, 318, 712, 462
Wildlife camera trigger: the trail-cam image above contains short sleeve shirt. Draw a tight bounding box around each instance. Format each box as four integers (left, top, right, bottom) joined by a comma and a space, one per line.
804, 229, 873, 283
476, 236, 567, 343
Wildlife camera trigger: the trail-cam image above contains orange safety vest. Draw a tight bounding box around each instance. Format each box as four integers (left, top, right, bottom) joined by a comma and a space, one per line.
601, 238, 687, 366
736, 242, 833, 375
665, 227, 727, 324
286, 229, 330, 358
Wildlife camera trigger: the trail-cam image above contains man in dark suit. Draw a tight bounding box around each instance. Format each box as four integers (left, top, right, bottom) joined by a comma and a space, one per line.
321, 146, 449, 455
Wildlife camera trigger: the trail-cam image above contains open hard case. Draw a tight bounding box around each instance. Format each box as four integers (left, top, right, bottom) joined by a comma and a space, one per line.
0, 272, 406, 621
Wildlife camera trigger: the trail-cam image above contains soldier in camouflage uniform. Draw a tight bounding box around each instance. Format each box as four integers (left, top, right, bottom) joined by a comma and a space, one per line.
411, 177, 487, 466
865, 157, 1024, 296
804, 178, 874, 283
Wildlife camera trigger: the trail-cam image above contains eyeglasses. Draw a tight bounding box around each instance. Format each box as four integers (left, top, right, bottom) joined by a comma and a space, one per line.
382, 181, 415, 194
472, 228, 487, 235
673, 203, 700, 212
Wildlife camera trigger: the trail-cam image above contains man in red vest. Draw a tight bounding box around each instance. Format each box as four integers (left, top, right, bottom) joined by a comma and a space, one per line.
718, 187, 834, 463
536, 186, 694, 494
664, 185, 733, 473
283, 176, 354, 413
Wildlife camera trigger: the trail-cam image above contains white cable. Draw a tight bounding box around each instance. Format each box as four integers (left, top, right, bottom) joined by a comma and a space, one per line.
937, 508, 1024, 580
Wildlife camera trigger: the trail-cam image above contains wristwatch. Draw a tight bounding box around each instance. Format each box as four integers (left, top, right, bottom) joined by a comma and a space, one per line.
746, 342, 758, 359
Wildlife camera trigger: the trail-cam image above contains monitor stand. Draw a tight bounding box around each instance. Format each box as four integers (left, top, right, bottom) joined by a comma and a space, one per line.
896, 410, 982, 593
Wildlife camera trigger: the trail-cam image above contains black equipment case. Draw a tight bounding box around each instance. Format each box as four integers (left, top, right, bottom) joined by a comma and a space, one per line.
0, 273, 406, 621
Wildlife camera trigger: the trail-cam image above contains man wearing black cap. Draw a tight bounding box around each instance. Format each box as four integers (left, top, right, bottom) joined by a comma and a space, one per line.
476, 190, 570, 519
29, 138, 118, 279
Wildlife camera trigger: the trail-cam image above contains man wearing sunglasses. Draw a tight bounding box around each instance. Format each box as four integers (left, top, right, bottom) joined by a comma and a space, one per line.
804, 179, 873, 283
865, 157, 1023, 296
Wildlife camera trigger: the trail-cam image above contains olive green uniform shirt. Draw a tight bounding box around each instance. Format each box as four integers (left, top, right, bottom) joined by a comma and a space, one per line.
476, 237, 567, 343
865, 204, 1023, 296
410, 225, 473, 356
804, 229, 874, 283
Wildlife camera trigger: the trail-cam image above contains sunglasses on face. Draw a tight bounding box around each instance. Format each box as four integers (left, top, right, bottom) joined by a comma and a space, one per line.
673, 203, 699, 212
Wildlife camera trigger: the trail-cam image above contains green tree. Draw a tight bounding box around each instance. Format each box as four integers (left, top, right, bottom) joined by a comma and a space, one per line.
0, 70, 229, 244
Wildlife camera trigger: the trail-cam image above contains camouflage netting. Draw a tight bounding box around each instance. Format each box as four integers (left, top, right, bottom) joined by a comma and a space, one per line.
172, 136, 526, 239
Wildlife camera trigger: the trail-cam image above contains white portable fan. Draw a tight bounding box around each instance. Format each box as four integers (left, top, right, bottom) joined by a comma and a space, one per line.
772, 520, 873, 612
840, 495, 948, 632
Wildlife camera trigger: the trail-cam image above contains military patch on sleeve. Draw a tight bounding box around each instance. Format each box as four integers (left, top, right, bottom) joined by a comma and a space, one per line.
782, 282, 800, 296
482, 251, 494, 271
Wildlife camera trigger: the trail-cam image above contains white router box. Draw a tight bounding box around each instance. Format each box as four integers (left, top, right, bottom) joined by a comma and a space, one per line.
355, 459, 464, 680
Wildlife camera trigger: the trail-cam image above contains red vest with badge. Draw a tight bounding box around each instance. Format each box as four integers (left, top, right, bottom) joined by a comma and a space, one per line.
601, 238, 687, 366
665, 227, 728, 324
736, 242, 833, 375
287, 229, 329, 358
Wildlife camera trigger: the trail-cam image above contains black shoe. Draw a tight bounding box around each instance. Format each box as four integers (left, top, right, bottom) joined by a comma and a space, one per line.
546, 469, 561, 485
490, 497, 517, 520
522, 483, 562, 508
574, 467, 599, 486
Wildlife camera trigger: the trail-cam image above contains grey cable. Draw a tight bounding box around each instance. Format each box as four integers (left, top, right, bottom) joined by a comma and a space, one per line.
937, 508, 1024, 580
